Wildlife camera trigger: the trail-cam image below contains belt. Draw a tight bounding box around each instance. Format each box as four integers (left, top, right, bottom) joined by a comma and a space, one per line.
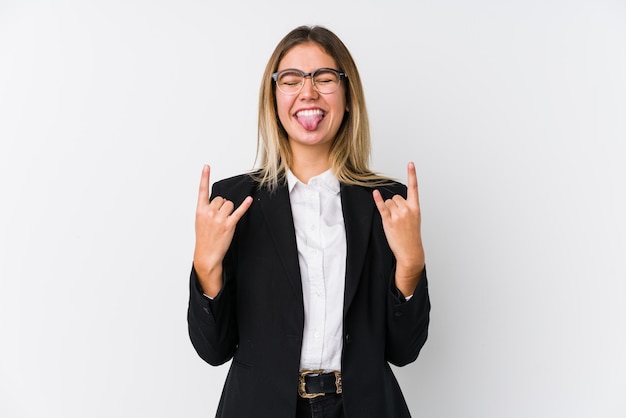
298, 370, 342, 399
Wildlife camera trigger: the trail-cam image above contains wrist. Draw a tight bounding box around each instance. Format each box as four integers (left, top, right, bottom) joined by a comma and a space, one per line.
395, 262, 424, 297
193, 262, 223, 298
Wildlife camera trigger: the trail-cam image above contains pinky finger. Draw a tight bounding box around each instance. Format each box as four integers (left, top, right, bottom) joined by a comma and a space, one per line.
231, 196, 253, 222
373, 190, 390, 218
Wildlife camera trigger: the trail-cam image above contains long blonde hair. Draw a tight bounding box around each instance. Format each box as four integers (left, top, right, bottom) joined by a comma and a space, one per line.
253, 25, 392, 191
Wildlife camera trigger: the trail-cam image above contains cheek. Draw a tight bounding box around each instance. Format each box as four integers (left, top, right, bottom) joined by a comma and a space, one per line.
332, 90, 348, 116
275, 96, 292, 124
331, 97, 348, 121
276, 101, 289, 128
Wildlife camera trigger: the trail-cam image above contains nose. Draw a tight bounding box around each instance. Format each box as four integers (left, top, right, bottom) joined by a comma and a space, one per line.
300, 76, 318, 97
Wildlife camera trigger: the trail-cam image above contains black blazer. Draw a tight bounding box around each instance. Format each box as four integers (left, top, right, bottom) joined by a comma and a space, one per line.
188, 174, 430, 417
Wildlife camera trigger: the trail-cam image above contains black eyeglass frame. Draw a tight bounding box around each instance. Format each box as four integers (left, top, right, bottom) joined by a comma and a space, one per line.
271, 67, 348, 95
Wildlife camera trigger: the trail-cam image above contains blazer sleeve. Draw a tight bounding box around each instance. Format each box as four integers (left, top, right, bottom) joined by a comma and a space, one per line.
375, 182, 431, 367
187, 262, 238, 366
385, 267, 430, 366
187, 179, 244, 366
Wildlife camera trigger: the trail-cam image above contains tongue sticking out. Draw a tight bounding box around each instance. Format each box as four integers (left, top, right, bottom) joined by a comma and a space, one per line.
297, 113, 324, 131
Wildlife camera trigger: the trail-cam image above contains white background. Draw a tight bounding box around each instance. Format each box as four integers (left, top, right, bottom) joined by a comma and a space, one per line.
1, 0, 625, 417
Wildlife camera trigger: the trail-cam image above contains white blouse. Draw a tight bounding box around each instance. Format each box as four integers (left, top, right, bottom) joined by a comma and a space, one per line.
287, 169, 346, 373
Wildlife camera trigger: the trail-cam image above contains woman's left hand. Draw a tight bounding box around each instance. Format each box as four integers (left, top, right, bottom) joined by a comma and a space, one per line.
373, 162, 425, 297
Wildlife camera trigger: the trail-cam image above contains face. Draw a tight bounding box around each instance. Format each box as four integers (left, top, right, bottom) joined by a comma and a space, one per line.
275, 43, 347, 154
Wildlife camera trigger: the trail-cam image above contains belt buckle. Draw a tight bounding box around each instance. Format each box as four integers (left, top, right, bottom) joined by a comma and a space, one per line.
333, 370, 343, 395
299, 369, 325, 399
298, 370, 342, 399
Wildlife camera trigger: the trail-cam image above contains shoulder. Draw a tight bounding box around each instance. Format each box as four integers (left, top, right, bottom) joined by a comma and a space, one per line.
346, 180, 407, 200
211, 172, 260, 202
376, 181, 407, 198
213, 172, 257, 189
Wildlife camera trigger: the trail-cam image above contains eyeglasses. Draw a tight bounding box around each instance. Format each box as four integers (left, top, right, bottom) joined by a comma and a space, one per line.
271, 68, 347, 95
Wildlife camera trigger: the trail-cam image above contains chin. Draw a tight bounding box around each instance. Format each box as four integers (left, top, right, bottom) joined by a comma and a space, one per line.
290, 135, 332, 147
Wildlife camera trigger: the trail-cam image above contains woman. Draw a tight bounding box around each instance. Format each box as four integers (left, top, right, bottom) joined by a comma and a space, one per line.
188, 25, 430, 418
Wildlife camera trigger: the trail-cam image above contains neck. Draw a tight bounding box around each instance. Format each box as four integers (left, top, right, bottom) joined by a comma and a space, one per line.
289, 146, 331, 184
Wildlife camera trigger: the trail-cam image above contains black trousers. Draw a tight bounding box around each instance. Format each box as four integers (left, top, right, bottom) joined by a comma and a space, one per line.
296, 393, 345, 418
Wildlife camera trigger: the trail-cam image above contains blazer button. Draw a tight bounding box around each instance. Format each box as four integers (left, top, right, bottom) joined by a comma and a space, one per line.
345, 334, 351, 344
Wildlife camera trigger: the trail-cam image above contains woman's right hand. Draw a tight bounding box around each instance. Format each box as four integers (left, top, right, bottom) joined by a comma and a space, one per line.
193, 165, 253, 297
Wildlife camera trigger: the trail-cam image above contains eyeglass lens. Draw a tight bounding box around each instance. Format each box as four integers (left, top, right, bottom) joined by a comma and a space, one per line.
275, 69, 342, 94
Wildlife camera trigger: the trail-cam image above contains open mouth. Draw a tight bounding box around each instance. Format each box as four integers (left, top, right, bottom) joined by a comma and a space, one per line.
295, 109, 325, 131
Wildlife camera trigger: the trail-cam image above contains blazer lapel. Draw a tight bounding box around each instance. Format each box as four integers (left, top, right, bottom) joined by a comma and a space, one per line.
340, 184, 374, 316
255, 182, 375, 313
257, 184, 303, 299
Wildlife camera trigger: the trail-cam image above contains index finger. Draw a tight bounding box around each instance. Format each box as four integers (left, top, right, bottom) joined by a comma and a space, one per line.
406, 161, 420, 204
197, 164, 210, 208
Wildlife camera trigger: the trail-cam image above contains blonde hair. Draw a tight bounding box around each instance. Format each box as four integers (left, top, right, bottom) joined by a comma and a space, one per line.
253, 25, 392, 191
